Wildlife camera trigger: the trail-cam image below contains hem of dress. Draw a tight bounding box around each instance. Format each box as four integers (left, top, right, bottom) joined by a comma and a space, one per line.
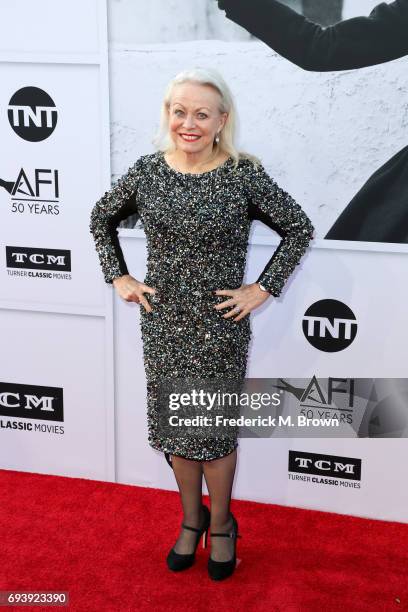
149, 439, 239, 462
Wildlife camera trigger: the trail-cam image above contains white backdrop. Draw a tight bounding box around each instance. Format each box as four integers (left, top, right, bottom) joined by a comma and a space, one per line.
114, 230, 408, 524
1, 0, 408, 527
0, 0, 115, 480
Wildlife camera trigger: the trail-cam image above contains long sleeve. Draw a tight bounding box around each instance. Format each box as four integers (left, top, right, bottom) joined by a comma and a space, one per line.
246, 162, 314, 297
218, 0, 408, 71
89, 157, 143, 284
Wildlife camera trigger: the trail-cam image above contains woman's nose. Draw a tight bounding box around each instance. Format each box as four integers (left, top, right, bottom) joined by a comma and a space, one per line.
182, 114, 196, 128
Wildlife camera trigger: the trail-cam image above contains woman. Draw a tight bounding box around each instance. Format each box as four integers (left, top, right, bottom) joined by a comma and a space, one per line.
89, 67, 314, 580
215, 0, 408, 243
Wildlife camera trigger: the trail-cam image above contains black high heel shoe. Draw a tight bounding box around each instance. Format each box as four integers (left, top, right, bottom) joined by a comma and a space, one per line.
207, 512, 242, 581
166, 504, 211, 571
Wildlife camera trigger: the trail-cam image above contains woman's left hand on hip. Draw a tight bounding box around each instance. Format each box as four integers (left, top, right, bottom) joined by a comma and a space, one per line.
213, 283, 271, 322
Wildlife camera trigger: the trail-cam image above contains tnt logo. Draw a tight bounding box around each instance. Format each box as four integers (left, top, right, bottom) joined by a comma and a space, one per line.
303, 299, 357, 352
8, 87, 57, 141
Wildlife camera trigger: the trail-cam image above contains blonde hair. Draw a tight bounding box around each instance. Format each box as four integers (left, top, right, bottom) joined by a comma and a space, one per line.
153, 67, 259, 169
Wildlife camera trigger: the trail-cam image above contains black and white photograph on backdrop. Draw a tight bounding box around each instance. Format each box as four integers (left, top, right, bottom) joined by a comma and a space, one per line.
113, 0, 408, 246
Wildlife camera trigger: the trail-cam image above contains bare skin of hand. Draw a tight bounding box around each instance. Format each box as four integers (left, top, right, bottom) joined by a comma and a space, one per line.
112, 274, 157, 313
214, 283, 271, 322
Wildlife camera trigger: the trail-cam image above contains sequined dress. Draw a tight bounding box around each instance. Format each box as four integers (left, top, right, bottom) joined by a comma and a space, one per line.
89, 151, 314, 461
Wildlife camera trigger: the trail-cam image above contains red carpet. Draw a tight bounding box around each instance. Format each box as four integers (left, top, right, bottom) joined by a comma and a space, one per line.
0, 468, 407, 612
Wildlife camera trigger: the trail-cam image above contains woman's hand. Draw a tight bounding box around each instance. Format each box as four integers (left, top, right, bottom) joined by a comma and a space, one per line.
112, 274, 157, 313
213, 283, 271, 322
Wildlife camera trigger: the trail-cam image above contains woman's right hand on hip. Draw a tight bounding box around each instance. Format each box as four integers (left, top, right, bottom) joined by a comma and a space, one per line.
112, 275, 156, 313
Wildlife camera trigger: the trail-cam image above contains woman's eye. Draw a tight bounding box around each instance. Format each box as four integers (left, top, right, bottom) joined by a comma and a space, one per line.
197, 113, 208, 119
174, 109, 184, 116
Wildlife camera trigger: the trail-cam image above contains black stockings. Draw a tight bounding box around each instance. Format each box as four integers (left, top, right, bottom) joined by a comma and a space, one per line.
170, 449, 237, 561
171, 455, 205, 554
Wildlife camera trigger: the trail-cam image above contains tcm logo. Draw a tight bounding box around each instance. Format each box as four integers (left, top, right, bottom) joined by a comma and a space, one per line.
303, 299, 357, 352
0, 382, 64, 422
6, 246, 71, 272
8, 87, 57, 141
288, 450, 361, 481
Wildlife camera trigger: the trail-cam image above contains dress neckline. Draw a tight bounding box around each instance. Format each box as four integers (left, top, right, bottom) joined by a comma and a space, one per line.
158, 150, 233, 177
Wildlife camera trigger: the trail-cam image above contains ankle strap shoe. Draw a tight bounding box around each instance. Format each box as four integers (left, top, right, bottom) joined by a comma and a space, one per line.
167, 504, 210, 572
208, 512, 241, 581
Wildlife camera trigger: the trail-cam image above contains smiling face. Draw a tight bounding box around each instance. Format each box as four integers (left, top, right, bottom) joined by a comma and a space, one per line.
167, 81, 228, 156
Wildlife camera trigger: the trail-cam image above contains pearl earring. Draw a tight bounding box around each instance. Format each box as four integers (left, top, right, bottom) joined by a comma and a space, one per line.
215, 132, 220, 144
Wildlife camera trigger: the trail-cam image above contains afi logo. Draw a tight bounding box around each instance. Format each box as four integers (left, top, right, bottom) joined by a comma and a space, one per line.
8, 87, 58, 141
276, 376, 354, 409
6, 168, 60, 200
303, 299, 357, 352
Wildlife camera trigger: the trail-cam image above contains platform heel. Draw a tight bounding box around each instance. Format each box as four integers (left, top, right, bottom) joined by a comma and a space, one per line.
167, 504, 210, 571
207, 512, 241, 580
